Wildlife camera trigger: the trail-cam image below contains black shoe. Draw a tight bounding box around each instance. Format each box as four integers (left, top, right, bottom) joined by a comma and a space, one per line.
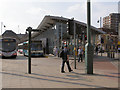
69, 70, 73, 72
61, 71, 65, 73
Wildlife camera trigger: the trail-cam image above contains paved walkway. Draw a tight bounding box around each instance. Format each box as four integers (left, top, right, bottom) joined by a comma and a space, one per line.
1, 54, 119, 88
97, 53, 119, 69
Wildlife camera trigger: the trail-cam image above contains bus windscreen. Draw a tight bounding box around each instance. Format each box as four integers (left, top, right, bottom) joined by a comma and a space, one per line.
31, 43, 42, 51
2, 41, 16, 52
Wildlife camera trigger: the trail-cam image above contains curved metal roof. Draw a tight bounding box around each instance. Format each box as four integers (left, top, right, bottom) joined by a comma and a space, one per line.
32, 15, 105, 38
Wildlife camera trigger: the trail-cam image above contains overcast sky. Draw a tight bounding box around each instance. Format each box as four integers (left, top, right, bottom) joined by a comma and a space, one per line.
0, 0, 119, 34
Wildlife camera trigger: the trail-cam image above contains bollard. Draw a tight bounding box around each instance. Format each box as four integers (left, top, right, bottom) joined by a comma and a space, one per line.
113, 51, 115, 58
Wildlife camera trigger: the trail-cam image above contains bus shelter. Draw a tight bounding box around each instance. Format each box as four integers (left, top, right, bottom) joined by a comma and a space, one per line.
31, 15, 105, 55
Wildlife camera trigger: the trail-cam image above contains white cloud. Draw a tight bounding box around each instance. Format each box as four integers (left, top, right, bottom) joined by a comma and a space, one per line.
66, 3, 87, 23
0, 0, 86, 3
67, 3, 86, 13
26, 7, 52, 15
67, 4, 81, 13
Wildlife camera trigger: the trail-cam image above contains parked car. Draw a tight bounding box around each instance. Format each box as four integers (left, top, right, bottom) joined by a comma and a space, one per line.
18, 49, 23, 54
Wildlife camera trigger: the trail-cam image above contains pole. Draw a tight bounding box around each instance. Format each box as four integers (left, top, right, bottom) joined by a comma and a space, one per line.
76, 35, 79, 50
82, 31, 85, 48
26, 27, 40, 74
82, 31, 85, 58
101, 43, 102, 56
74, 20, 76, 69
87, 1, 90, 44
113, 45, 115, 58
28, 30, 31, 74
85, 0, 93, 74
100, 17, 102, 28
1, 22, 3, 35
61, 23, 63, 49
119, 23, 120, 40
106, 35, 109, 57
27, 27, 32, 74
119, 23, 120, 62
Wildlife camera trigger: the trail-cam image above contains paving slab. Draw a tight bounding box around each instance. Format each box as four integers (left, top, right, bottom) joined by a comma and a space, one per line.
0, 54, 119, 89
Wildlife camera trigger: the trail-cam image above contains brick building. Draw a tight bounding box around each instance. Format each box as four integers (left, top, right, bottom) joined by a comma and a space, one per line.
103, 13, 120, 34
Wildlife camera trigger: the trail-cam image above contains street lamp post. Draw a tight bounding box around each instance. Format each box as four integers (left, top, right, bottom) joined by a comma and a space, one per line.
26, 27, 40, 74
85, 0, 93, 74
26, 27, 32, 74
100, 17, 102, 28
97, 17, 102, 28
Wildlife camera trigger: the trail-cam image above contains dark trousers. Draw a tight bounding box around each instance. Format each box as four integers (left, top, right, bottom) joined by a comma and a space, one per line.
61, 60, 72, 72
78, 54, 83, 62
96, 50, 98, 55
118, 50, 120, 53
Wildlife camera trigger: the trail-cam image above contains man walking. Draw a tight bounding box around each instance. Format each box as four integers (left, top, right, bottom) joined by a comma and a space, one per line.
61, 45, 73, 73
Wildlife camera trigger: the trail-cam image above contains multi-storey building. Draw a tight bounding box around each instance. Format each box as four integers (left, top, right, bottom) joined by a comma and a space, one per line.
103, 13, 120, 34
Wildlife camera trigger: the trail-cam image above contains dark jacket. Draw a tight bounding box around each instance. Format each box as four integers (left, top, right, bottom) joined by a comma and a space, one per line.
61, 48, 69, 61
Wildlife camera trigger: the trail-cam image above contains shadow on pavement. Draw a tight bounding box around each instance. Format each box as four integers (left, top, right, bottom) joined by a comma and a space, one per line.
93, 73, 119, 78
1, 72, 105, 88
32, 73, 90, 82
70, 72, 119, 79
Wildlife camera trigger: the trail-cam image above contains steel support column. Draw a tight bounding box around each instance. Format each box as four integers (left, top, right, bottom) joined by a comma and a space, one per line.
85, 0, 93, 74
74, 20, 76, 69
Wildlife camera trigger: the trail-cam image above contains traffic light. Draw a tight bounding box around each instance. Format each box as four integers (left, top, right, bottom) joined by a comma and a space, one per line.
79, 34, 82, 40
76, 24, 82, 34
68, 19, 74, 35
85, 35, 87, 40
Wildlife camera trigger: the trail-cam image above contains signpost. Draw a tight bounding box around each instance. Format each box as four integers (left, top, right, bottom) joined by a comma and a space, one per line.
26, 27, 40, 74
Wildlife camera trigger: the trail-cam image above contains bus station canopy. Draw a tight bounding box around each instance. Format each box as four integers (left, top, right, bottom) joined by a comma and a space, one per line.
32, 15, 106, 38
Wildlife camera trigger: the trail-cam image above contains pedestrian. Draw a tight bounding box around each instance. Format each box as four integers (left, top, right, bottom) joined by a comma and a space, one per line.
53, 46, 58, 56
118, 45, 120, 53
78, 46, 83, 62
60, 45, 73, 73
57, 47, 60, 57
55, 47, 58, 56
95, 45, 98, 55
